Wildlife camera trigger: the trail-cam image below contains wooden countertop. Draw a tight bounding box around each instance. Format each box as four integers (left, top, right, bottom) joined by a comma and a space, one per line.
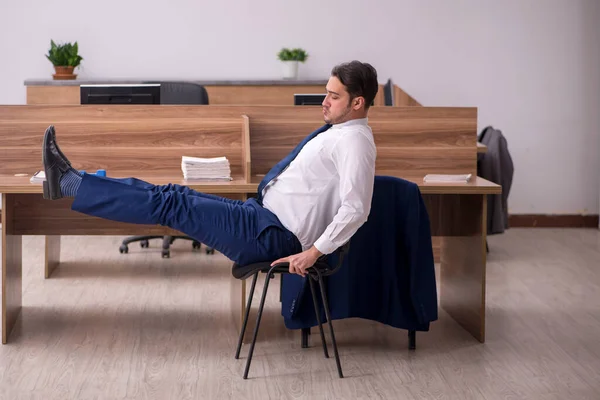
1, 173, 500, 195
0, 175, 257, 194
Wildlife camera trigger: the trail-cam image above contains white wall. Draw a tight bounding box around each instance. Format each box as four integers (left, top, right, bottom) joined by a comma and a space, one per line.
1, 0, 599, 215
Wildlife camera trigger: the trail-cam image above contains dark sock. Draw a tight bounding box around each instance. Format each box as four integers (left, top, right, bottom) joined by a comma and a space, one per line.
59, 168, 84, 197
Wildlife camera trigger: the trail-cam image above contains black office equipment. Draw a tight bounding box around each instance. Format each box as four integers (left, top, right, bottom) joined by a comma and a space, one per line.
80, 84, 161, 104
294, 93, 326, 105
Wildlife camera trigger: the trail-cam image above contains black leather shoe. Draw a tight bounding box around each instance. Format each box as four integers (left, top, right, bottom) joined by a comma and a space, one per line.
42, 126, 72, 200
45, 125, 71, 166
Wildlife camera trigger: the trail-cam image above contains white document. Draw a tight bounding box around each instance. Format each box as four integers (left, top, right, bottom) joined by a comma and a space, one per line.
423, 173, 472, 183
181, 156, 232, 181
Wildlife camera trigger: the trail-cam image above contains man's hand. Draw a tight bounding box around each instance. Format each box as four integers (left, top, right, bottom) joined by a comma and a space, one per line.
271, 246, 323, 277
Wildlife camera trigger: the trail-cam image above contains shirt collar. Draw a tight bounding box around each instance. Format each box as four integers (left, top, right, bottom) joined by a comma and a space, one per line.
331, 117, 368, 129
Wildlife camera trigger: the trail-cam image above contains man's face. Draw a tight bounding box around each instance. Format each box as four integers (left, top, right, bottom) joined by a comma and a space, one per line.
322, 76, 355, 125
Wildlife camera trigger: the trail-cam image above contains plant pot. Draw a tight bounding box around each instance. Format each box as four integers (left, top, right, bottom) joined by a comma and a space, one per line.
281, 61, 299, 80
53, 66, 77, 80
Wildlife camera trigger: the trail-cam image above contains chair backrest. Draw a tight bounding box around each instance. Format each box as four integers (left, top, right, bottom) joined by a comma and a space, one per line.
156, 82, 210, 105
383, 79, 394, 106
314, 241, 351, 276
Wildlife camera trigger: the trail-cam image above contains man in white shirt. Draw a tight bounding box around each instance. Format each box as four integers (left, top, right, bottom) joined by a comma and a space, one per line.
41, 61, 379, 276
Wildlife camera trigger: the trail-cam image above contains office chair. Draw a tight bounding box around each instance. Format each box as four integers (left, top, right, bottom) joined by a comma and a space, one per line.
118, 82, 215, 258
383, 78, 394, 106
477, 125, 514, 254
233, 242, 351, 379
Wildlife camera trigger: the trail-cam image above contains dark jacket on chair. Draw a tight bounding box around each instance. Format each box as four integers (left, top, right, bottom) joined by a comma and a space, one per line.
477, 126, 514, 235
280, 176, 438, 332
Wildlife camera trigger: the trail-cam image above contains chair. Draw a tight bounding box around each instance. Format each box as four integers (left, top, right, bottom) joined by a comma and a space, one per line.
383, 78, 394, 106
118, 82, 215, 258
477, 125, 514, 254
232, 242, 351, 379
280, 176, 432, 353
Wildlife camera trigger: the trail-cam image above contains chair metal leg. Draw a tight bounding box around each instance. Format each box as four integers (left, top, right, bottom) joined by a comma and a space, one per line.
315, 270, 343, 378
308, 277, 329, 358
161, 236, 171, 258
408, 330, 416, 350
301, 328, 310, 348
243, 270, 274, 379
235, 273, 258, 359
279, 274, 283, 303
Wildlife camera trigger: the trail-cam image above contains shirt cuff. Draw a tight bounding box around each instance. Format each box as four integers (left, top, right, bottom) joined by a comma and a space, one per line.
313, 237, 338, 255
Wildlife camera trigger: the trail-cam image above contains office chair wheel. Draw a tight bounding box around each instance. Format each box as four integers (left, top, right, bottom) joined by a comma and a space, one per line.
192, 241, 201, 249
140, 240, 149, 248
161, 249, 170, 258
206, 247, 215, 254
119, 244, 129, 254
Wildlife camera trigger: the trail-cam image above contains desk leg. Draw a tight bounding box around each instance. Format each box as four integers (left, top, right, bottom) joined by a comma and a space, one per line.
2, 194, 22, 344
439, 194, 487, 343
45, 235, 61, 278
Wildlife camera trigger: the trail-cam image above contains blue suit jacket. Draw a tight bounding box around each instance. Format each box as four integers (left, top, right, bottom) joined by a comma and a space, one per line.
280, 176, 438, 331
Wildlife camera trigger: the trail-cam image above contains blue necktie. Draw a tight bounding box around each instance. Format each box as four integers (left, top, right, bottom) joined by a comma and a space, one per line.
256, 123, 332, 204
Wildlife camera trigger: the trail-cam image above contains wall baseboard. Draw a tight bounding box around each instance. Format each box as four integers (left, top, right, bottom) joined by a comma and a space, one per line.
431, 213, 598, 262
508, 214, 599, 228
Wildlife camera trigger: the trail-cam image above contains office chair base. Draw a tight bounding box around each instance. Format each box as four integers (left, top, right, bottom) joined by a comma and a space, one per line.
119, 235, 213, 257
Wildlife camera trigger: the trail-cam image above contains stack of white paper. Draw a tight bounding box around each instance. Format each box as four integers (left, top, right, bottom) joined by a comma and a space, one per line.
423, 173, 472, 183
181, 156, 232, 181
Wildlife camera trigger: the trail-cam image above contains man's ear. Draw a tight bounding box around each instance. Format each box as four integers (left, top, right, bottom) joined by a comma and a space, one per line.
352, 97, 365, 110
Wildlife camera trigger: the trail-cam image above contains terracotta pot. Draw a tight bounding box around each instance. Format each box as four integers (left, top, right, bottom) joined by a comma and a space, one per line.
53, 65, 77, 80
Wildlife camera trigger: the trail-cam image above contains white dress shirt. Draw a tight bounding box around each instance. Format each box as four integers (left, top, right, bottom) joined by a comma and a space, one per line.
262, 118, 377, 255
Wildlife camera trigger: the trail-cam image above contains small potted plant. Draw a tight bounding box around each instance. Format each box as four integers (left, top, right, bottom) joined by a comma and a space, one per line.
46, 40, 83, 80
277, 48, 308, 79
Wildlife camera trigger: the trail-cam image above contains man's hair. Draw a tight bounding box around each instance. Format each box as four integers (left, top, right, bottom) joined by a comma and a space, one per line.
331, 61, 379, 109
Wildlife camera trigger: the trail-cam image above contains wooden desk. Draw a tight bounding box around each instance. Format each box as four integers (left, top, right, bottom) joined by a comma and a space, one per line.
1, 175, 499, 344
0, 177, 253, 344
0, 105, 500, 345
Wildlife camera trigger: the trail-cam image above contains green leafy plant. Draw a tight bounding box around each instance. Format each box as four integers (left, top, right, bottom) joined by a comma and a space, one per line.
277, 48, 308, 62
46, 40, 83, 67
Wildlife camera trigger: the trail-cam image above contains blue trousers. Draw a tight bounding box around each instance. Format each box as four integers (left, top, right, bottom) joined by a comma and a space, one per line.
71, 174, 302, 265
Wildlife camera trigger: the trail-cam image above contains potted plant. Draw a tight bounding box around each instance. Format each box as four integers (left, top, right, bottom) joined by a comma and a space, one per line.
277, 48, 308, 79
46, 40, 83, 80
